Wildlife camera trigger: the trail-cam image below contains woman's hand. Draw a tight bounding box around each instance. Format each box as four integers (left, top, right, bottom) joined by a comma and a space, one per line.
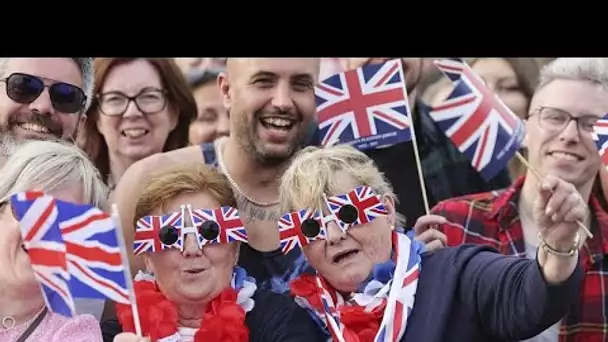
413, 214, 448, 252
113, 333, 150, 342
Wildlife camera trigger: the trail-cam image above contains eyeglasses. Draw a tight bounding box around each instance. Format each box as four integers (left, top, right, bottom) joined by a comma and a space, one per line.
97, 88, 167, 116
0, 73, 87, 114
533, 106, 600, 135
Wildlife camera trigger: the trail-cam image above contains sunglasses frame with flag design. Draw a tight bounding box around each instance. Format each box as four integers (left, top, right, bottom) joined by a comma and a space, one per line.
278, 185, 389, 254
133, 204, 248, 255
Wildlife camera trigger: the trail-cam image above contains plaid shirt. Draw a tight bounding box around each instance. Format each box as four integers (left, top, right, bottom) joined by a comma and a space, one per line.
431, 176, 608, 342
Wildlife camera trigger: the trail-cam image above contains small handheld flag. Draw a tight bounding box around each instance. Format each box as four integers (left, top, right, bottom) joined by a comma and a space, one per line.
315, 59, 413, 150
428, 58, 525, 181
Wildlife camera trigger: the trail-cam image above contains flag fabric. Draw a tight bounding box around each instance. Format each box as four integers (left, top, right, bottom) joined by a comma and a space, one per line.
12, 191, 75, 317
593, 113, 608, 166
311, 232, 421, 342
11, 191, 131, 317
315, 59, 413, 150
324, 186, 388, 232
134, 210, 184, 255
55, 199, 130, 305
428, 58, 525, 180
278, 209, 325, 254
189, 205, 248, 246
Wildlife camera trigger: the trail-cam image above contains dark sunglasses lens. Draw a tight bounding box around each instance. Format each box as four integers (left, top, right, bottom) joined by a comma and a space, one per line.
338, 204, 358, 224
301, 218, 321, 238
49, 83, 84, 113
199, 220, 220, 240
159, 225, 179, 245
6, 74, 43, 103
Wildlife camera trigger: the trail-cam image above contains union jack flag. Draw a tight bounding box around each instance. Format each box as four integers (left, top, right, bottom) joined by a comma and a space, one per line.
55, 199, 130, 305
375, 233, 421, 342
593, 113, 608, 166
315, 59, 413, 150
316, 277, 347, 342
324, 186, 388, 231
428, 58, 525, 180
189, 206, 247, 246
278, 209, 324, 254
134, 210, 184, 255
11, 191, 75, 317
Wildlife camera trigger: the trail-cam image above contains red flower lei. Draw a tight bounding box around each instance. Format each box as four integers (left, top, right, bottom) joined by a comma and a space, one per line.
290, 274, 385, 342
115, 279, 249, 342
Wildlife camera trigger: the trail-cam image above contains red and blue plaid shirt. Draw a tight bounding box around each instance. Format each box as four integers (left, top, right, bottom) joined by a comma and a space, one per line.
432, 176, 608, 342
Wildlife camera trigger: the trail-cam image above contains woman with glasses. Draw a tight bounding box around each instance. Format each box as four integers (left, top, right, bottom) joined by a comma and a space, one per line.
0, 139, 107, 341
82, 58, 197, 196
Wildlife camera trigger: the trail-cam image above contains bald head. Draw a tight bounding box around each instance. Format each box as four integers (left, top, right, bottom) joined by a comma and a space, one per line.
225, 58, 320, 83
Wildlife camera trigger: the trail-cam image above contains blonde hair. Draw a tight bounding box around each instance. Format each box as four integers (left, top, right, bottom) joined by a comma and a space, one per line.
279, 144, 404, 226
134, 163, 236, 227
537, 58, 608, 92
0, 139, 108, 208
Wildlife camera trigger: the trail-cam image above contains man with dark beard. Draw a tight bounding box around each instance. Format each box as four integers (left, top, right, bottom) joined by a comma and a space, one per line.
114, 58, 320, 291
0, 58, 94, 142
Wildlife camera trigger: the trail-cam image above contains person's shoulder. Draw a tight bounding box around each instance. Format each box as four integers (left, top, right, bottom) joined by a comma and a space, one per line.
120, 145, 204, 180
431, 187, 508, 217
247, 289, 327, 341
49, 313, 103, 341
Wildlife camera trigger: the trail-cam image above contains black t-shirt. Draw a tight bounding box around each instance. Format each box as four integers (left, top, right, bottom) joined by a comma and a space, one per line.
199, 143, 314, 292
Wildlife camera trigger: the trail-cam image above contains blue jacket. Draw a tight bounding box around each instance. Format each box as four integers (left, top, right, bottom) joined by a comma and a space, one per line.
402, 244, 583, 341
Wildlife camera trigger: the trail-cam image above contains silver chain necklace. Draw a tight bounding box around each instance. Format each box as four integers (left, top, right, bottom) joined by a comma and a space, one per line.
216, 142, 279, 207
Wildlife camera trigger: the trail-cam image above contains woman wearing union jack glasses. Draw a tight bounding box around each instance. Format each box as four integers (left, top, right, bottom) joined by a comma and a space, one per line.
109, 163, 325, 342
277, 144, 586, 342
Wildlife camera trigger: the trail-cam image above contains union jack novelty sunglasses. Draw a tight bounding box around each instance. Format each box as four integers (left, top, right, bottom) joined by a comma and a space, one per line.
134, 204, 248, 255
278, 185, 388, 254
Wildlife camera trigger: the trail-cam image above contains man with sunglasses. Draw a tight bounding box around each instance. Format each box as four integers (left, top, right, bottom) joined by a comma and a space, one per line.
428, 58, 608, 341
0, 58, 93, 142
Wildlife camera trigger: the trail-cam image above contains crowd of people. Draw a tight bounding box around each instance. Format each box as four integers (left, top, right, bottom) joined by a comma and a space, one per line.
0, 57, 606, 342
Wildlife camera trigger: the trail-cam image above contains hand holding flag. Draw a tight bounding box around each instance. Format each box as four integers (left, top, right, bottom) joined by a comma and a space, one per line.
12, 191, 142, 335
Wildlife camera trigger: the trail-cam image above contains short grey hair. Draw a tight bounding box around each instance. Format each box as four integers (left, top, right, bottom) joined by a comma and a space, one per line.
0, 139, 108, 209
537, 58, 608, 92
0, 58, 95, 113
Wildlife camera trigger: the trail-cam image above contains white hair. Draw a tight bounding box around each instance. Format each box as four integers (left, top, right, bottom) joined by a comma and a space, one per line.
537, 58, 608, 92
0, 58, 95, 113
0, 139, 108, 209
0, 134, 17, 168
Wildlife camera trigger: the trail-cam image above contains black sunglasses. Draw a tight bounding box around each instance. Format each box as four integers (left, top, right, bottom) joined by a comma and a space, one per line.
0, 73, 87, 114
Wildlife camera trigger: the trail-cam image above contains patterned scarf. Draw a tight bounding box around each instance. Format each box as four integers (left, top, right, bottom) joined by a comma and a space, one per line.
290, 231, 424, 342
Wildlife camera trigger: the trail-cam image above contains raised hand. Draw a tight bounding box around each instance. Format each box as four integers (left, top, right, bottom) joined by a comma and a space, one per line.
533, 175, 587, 283
413, 214, 448, 252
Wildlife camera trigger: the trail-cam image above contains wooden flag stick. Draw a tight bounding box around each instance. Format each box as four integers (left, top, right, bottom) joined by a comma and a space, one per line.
397, 59, 430, 215
515, 152, 593, 239
111, 204, 143, 337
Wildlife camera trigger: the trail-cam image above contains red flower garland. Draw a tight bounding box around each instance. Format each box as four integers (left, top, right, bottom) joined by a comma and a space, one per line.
116, 279, 249, 342
290, 275, 385, 342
